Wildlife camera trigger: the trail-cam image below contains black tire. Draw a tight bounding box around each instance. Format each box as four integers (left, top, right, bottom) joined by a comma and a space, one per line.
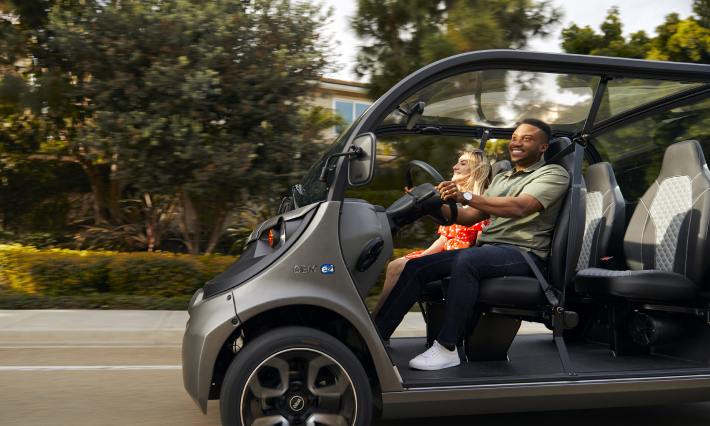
220, 326, 372, 426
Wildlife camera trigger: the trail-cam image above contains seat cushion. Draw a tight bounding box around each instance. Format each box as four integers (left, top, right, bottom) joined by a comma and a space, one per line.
574, 268, 700, 302
419, 276, 549, 306
477, 277, 549, 306
419, 279, 447, 303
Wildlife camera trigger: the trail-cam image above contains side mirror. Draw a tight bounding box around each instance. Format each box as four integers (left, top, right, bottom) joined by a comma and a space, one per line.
348, 132, 376, 187
406, 101, 425, 130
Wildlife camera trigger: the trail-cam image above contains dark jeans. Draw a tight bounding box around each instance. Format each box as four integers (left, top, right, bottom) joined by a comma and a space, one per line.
374, 244, 548, 349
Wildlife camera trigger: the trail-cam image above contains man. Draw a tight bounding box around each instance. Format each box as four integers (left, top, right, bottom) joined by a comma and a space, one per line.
374, 118, 570, 370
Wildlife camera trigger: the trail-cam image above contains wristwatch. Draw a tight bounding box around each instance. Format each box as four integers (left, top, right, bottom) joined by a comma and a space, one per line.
463, 192, 473, 205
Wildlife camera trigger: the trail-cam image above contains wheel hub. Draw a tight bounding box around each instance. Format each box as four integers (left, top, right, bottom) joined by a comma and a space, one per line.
286, 393, 307, 414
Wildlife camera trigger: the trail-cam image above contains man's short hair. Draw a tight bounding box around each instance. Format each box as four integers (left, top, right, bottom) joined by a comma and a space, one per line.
521, 118, 552, 144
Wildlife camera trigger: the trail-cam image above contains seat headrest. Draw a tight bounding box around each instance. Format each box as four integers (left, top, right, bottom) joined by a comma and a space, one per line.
658, 140, 707, 181
491, 160, 512, 177
585, 162, 619, 193
544, 137, 574, 175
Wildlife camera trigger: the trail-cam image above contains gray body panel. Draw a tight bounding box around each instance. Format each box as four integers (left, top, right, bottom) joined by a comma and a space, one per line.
231, 202, 402, 393
382, 375, 710, 419
339, 201, 394, 297
182, 288, 239, 414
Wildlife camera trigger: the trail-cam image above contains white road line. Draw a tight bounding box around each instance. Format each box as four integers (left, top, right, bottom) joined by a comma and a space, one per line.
0, 365, 182, 371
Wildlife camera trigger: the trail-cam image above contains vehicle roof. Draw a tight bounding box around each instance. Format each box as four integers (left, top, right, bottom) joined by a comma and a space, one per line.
359, 50, 710, 141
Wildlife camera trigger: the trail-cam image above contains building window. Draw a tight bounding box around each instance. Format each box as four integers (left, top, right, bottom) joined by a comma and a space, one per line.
334, 99, 371, 134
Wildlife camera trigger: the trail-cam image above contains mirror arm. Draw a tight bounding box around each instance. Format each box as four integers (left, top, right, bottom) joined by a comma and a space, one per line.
319, 145, 364, 183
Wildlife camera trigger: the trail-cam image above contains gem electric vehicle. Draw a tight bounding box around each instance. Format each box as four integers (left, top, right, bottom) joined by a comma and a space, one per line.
183, 50, 710, 425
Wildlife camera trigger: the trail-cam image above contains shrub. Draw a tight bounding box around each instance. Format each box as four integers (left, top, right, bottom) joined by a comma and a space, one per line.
0, 245, 235, 297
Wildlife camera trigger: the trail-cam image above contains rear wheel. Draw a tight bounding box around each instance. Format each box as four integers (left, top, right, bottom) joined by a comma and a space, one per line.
220, 326, 372, 426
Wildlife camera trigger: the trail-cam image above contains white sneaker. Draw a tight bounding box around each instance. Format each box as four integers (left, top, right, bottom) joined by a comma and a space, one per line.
409, 341, 460, 370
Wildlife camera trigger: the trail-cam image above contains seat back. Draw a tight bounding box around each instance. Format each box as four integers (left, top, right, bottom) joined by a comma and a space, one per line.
491, 160, 512, 177
576, 162, 625, 270
545, 138, 587, 292
623, 140, 710, 290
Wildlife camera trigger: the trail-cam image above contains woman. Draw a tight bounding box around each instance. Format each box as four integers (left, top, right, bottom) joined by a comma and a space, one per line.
371, 150, 492, 318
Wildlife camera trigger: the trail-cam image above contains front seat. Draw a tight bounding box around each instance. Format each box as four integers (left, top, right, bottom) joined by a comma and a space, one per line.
575, 140, 708, 304
491, 160, 512, 177
419, 138, 586, 367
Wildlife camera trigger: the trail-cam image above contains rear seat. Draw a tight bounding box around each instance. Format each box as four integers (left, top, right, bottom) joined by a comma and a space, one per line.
575, 162, 625, 271
574, 140, 708, 304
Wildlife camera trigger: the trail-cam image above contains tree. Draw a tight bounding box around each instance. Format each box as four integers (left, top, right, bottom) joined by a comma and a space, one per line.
353, 0, 562, 99
1, 0, 339, 254
560, 2, 710, 65
560, 7, 651, 59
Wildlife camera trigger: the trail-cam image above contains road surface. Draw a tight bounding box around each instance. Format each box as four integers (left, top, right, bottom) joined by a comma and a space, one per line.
1, 346, 709, 426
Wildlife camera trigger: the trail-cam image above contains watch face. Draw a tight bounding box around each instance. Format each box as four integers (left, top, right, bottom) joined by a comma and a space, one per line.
464, 192, 473, 200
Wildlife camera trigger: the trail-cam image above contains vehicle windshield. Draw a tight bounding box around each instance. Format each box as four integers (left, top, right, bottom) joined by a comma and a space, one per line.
380, 70, 601, 133
294, 115, 364, 208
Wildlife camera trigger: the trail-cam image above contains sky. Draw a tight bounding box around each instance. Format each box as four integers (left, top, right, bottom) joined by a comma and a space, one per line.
320, 0, 695, 82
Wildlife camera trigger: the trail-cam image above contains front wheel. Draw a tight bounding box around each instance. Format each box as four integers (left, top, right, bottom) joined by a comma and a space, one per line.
220, 326, 372, 426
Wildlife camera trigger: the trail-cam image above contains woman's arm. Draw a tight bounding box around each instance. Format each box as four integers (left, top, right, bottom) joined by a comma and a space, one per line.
419, 235, 447, 256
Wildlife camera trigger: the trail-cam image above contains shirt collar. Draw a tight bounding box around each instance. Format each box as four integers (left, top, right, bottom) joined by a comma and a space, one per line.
504, 158, 546, 177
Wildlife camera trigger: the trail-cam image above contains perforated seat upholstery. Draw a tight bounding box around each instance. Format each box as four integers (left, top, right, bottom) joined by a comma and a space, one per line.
575, 140, 709, 303
576, 162, 625, 270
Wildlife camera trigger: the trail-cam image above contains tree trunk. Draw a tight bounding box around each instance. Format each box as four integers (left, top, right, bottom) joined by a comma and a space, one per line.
180, 194, 201, 255
204, 195, 229, 255
80, 159, 108, 224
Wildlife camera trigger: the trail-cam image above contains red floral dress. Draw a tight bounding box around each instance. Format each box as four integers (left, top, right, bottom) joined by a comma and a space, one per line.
404, 219, 490, 259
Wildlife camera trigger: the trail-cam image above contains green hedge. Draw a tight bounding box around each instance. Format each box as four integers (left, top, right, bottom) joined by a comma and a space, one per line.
0, 245, 236, 297
0, 244, 422, 305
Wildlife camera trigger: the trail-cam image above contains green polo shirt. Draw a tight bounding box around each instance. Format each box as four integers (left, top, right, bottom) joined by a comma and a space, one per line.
476, 158, 570, 260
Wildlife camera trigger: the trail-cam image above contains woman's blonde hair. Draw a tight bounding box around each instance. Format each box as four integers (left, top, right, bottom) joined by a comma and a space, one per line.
455, 150, 491, 196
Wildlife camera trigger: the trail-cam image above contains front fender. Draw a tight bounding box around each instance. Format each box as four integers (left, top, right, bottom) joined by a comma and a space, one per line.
233, 202, 403, 393
182, 288, 239, 414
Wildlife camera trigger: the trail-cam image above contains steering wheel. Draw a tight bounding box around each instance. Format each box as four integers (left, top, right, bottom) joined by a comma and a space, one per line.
405, 161, 458, 226
384, 161, 457, 233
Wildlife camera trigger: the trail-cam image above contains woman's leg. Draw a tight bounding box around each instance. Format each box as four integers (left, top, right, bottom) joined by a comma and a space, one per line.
375, 250, 460, 340
371, 257, 409, 318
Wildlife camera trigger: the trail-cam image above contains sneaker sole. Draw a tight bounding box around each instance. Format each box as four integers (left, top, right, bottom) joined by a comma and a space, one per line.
409, 359, 460, 371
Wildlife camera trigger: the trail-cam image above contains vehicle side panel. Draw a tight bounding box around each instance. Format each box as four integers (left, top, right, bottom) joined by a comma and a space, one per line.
339, 201, 394, 297
232, 201, 403, 392
381, 375, 710, 418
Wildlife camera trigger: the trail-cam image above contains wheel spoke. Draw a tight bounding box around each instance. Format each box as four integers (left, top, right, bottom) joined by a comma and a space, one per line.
305, 413, 348, 426
248, 356, 290, 401
306, 355, 351, 397
252, 415, 290, 426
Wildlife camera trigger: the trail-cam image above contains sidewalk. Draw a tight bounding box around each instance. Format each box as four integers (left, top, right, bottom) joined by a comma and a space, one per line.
0, 310, 547, 346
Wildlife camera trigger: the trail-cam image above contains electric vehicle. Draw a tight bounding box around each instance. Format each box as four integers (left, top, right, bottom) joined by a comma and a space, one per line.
183, 50, 710, 425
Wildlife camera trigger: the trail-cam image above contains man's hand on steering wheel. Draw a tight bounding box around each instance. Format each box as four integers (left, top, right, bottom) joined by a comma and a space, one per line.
437, 181, 466, 204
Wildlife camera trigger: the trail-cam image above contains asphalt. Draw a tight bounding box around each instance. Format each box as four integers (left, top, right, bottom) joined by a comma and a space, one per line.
3, 310, 710, 425
0, 309, 548, 346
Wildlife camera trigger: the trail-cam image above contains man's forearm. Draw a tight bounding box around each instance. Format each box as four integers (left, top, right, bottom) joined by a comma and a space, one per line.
467, 194, 537, 218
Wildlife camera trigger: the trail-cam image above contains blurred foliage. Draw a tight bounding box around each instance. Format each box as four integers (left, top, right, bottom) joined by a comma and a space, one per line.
224, 201, 276, 254
74, 194, 179, 252
353, 0, 562, 99
561, 2, 710, 65
0, 158, 92, 234
0, 0, 339, 254
0, 244, 235, 296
